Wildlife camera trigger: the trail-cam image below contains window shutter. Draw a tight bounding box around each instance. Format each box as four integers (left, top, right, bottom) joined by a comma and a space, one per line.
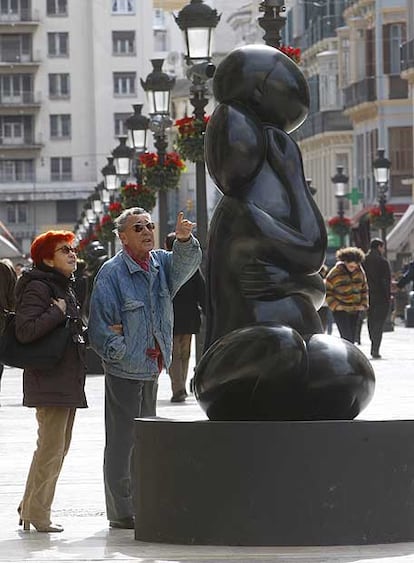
383, 24, 391, 74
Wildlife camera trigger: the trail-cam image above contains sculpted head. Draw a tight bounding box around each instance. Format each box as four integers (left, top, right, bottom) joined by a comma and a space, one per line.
212, 45, 309, 133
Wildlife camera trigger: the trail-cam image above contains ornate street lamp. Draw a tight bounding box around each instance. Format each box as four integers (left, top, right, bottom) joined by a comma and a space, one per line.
141, 59, 175, 117
174, 0, 220, 253
174, 0, 220, 63
101, 156, 117, 192
112, 136, 133, 177
125, 103, 149, 153
372, 148, 392, 254
141, 60, 175, 244
257, 0, 287, 48
331, 166, 349, 248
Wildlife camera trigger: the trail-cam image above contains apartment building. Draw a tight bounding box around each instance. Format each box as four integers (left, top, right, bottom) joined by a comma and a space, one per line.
0, 0, 153, 257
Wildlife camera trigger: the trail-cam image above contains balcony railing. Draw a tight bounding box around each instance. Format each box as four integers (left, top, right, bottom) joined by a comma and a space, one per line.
295, 15, 344, 52
0, 90, 40, 105
401, 39, 414, 72
293, 110, 352, 142
0, 8, 38, 22
343, 77, 376, 110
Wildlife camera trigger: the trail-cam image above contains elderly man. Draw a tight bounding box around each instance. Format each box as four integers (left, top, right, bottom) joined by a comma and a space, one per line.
88, 208, 201, 530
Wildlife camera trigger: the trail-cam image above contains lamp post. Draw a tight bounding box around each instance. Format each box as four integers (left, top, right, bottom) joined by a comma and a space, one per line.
175, 0, 220, 253
257, 0, 287, 47
331, 165, 349, 248
125, 103, 149, 182
373, 148, 391, 256
141, 59, 175, 246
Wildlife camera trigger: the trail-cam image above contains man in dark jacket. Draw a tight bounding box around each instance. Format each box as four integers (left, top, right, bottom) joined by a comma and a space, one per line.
363, 238, 391, 359
165, 232, 206, 402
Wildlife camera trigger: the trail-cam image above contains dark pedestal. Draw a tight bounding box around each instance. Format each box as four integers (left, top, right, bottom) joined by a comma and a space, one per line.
405, 306, 414, 327
134, 418, 414, 546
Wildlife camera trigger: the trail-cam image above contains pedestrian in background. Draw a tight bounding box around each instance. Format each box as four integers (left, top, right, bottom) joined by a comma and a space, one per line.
0, 259, 17, 398
165, 232, 206, 403
88, 208, 201, 530
363, 238, 391, 359
326, 247, 368, 343
397, 259, 414, 292
16, 231, 87, 533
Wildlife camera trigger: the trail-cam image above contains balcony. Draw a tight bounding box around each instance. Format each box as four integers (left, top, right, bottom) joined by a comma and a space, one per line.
401, 39, 414, 73
0, 90, 41, 110
294, 110, 352, 142
0, 8, 39, 31
343, 77, 376, 110
295, 15, 344, 52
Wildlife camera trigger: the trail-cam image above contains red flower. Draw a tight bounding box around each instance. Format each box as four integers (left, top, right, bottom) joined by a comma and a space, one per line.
368, 205, 395, 218
278, 44, 301, 63
328, 216, 351, 227
139, 151, 185, 171
100, 214, 112, 226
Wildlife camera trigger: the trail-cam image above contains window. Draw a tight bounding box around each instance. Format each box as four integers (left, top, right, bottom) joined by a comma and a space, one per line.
1, 118, 23, 144
112, 31, 135, 55
0, 74, 33, 103
0, 0, 19, 19
51, 157, 72, 181
47, 0, 67, 16
49, 73, 70, 98
50, 114, 71, 139
388, 126, 413, 196
57, 200, 77, 222
48, 32, 69, 57
154, 30, 167, 52
383, 23, 406, 74
112, 0, 135, 14
113, 72, 135, 96
7, 202, 28, 224
0, 159, 34, 182
114, 113, 130, 136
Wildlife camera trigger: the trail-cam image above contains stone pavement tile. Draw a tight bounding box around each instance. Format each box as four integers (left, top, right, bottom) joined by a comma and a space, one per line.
1, 323, 414, 562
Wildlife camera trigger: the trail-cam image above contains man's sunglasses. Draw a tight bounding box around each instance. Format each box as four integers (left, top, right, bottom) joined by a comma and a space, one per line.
132, 222, 155, 233
54, 245, 77, 255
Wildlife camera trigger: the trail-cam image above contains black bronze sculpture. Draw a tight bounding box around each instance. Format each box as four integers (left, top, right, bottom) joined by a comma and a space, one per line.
194, 45, 375, 421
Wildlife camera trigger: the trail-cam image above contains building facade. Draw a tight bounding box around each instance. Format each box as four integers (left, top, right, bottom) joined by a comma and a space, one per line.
0, 0, 153, 257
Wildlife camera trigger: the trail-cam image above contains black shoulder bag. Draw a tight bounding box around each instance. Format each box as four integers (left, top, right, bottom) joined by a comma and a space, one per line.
0, 284, 72, 370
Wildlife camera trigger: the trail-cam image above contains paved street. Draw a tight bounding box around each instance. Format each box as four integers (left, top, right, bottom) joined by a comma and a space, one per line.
1, 321, 414, 562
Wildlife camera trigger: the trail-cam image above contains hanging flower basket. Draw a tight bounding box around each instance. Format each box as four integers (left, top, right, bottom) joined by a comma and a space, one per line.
98, 214, 116, 243
175, 115, 210, 163
278, 45, 301, 64
120, 182, 157, 211
139, 152, 186, 192
328, 216, 352, 237
368, 205, 395, 230
108, 201, 123, 219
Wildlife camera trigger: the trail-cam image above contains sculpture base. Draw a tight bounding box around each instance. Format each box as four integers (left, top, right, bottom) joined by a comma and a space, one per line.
134, 418, 414, 546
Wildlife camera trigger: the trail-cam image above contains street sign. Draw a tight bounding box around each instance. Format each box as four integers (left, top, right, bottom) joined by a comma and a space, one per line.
345, 187, 364, 206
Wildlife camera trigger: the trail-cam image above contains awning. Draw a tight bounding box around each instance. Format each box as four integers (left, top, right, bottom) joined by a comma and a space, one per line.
0, 220, 23, 258
0, 234, 22, 258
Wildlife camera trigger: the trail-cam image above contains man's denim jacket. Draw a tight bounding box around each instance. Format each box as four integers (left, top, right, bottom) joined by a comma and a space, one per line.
88, 236, 202, 380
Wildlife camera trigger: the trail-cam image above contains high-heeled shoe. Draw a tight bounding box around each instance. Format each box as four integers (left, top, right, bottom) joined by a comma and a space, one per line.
17, 505, 22, 526
22, 520, 63, 533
